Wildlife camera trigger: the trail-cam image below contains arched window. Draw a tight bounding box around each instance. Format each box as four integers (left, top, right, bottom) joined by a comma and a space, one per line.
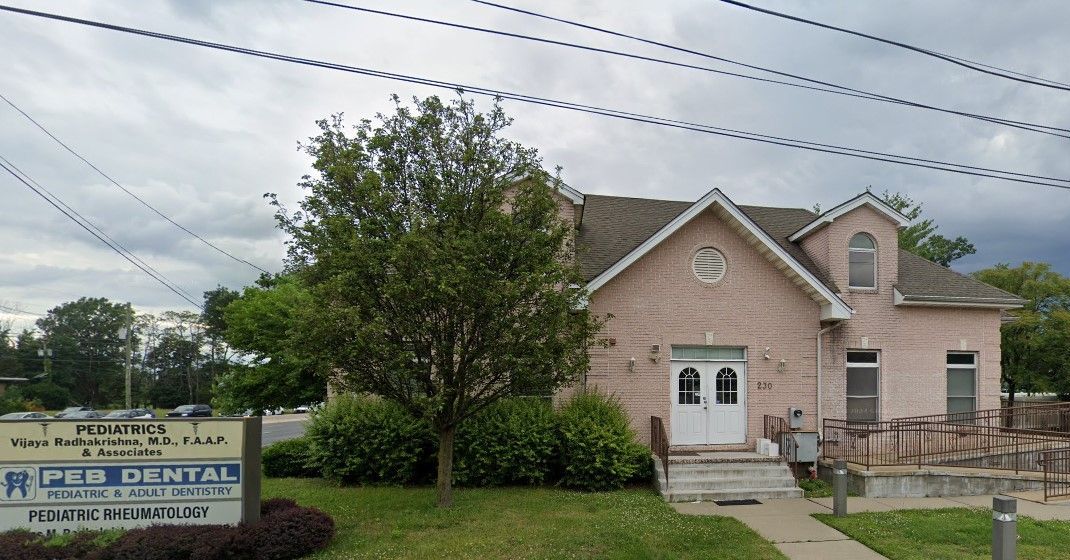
715, 367, 738, 405
678, 368, 701, 404
848, 233, 876, 288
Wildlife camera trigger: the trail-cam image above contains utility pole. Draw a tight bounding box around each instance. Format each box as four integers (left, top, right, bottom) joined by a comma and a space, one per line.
37, 339, 52, 379
122, 305, 134, 409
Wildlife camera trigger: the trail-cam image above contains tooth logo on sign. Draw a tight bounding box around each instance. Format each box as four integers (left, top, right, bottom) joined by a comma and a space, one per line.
0, 468, 36, 501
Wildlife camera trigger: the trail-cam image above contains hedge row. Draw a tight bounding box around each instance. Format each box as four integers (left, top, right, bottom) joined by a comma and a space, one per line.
0, 499, 333, 560
280, 391, 653, 491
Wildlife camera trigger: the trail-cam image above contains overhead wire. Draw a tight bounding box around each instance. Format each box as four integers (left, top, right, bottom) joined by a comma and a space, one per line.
0, 157, 204, 309
0, 4, 1067, 192
715, 0, 1070, 92
465, 0, 1070, 136
0, 93, 271, 275
0, 156, 201, 304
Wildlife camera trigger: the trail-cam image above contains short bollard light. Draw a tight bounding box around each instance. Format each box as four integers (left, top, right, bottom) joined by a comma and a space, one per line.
833, 459, 848, 518
992, 496, 1017, 560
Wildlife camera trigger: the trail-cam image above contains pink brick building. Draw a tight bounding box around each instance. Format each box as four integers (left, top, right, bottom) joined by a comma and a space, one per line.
557, 187, 1023, 449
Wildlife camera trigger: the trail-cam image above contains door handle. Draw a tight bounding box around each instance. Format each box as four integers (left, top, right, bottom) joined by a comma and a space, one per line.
702, 396, 708, 410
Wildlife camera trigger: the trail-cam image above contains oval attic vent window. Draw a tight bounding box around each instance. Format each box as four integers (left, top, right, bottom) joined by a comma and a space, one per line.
692, 247, 726, 283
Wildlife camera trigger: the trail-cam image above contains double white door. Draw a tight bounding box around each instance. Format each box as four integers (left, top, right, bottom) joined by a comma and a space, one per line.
670, 361, 746, 445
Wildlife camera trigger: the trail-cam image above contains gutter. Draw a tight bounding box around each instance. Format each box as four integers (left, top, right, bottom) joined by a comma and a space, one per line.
816, 320, 845, 431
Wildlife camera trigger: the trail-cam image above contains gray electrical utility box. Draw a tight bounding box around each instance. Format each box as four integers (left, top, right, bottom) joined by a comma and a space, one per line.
788, 407, 804, 430
781, 431, 819, 463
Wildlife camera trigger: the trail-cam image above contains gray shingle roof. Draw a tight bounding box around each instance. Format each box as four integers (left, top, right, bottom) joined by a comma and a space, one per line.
575, 193, 1023, 306
575, 194, 834, 287
895, 250, 1025, 304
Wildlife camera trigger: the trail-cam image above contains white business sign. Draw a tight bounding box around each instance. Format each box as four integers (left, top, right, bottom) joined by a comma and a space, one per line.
0, 418, 260, 535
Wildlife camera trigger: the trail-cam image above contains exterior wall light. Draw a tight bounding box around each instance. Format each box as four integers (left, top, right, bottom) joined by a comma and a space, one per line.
628, 357, 636, 372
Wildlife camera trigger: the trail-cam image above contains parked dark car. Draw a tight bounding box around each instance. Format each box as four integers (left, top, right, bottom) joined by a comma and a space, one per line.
55, 406, 95, 418
104, 408, 156, 419
166, 404, 212, 417
0, 412, 51, 420
64, 410, 103, 419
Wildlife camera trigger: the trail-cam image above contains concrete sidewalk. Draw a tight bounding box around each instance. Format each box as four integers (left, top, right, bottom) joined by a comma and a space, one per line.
673, 494, 1070, 560
673, 499, 886, 559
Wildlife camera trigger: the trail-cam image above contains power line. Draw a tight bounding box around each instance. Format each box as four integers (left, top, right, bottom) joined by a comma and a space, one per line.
1, 4, 1068, 191
468, 0, 1070, 137
0, 158, 204, 309
0, 93, 271, 275
308, 0, 1070, 140
0, 303, 45, 317
715, 0, 1070, 92
0, 156, 201, 304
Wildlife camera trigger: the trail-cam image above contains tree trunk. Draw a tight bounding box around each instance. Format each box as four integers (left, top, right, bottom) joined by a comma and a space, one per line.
435, 425, 456, 508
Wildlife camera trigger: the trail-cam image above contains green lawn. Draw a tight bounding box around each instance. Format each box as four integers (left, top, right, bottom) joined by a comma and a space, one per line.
262, 479, 785, 560
816, 508, 1070, 560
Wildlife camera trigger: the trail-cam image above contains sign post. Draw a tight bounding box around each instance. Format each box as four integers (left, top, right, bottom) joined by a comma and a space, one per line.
0, 417, 261, 535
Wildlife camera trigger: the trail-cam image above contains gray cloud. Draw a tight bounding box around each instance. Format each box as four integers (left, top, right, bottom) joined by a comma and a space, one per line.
1, 0, 1068, 324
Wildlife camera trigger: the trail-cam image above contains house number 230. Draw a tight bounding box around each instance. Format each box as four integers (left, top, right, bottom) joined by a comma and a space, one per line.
756, 381, 773, 390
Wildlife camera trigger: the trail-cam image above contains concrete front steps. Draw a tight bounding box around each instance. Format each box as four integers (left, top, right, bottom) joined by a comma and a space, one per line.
655, 452, 803, 503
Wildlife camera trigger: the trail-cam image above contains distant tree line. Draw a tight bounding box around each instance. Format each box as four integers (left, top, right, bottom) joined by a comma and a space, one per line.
0, 283, 326, 412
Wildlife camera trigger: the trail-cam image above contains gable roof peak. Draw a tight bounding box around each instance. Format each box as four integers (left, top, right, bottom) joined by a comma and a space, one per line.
788, 191, 911, 242
581, 187, 853, 320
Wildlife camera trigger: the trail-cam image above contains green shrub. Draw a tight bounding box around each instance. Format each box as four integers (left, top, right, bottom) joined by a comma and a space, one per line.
625, 441, 655, 484
20, 382, 70, 410
454, 398, 558, 486
0, 387, 30, 416
557, 391, 641, 491
262, 437, 319, 478
305, 395, 434, 484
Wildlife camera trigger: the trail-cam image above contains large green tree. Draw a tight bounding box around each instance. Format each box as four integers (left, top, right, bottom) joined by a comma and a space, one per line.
35, 298, 130, 406
882, 191, 976, 266
972, 262, 1070, 403
213, 276, 325, 414
271, 96, 602, 507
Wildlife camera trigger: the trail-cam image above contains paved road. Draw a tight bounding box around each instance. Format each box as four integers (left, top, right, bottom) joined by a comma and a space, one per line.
260, 414, 309, 446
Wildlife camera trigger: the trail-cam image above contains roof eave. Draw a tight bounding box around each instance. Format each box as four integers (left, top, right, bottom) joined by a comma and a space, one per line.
788, 192, 912, 242
504, 173, 585, 205
893, 287, 1026, 309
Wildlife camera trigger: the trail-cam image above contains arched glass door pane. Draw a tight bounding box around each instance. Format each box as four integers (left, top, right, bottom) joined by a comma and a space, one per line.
678, 367, 701, 404
715, 367, 738, 405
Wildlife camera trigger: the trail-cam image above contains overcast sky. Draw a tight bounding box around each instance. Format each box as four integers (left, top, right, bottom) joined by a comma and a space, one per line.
2, 0, 1069, 332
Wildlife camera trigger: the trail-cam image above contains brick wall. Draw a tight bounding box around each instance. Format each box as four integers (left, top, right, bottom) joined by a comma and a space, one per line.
812, 204, 1003, 420
585, 206, 822, 446
580, 201, 1003, 446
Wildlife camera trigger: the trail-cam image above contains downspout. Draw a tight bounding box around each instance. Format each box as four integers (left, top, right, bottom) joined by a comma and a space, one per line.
816, 320, 845, 431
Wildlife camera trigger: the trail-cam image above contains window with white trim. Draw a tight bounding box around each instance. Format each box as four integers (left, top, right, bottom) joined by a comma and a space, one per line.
947, 353, 977, 414
848, 233, 876, 289
846, 351, 879, 422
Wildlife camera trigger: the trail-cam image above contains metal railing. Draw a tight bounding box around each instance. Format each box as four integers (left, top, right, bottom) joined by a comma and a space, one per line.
650, 416, 669, 482
823, 417, 1070, 473
1039, 447, 1070, 501
763, 414, 799, 475
894, 402, 1070, 432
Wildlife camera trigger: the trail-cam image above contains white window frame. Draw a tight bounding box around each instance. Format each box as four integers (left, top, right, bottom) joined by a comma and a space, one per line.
848, 233, 877, 289
947, 352, 978, 415
846, 350, 880, 422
